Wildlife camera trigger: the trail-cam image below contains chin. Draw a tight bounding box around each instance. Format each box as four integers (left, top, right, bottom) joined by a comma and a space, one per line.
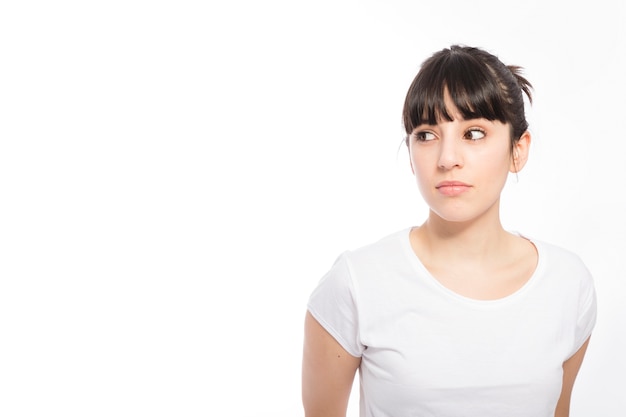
430, 205, 495, 224
434, 214, 475, 224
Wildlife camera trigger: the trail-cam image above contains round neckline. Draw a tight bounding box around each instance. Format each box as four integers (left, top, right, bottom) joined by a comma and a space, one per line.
401, 227, 545, 306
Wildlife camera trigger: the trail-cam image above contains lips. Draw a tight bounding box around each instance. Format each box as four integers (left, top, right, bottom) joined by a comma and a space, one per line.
436, 181, 471, 196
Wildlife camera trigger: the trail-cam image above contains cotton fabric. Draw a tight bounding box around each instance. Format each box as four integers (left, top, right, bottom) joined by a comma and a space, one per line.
307, 228, 597, 417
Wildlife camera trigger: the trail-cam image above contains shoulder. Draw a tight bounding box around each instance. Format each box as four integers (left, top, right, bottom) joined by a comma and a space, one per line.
527, 236, 594, 289
316, 228, 412, 286
532, 238, 589, 270
343, 228, 412, 267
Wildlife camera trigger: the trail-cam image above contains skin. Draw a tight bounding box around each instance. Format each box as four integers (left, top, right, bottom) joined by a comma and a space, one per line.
407, 92, 536, 301
302, 312, 361, 417
302, 92, 591, 417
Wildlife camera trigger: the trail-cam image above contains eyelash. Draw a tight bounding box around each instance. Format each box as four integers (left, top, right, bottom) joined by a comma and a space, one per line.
413, 127, 486, 142
414, 131, 436, 142
464, 128, 486, 141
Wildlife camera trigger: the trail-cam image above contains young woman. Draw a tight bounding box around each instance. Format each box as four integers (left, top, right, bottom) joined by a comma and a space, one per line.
302, 45, 597, 417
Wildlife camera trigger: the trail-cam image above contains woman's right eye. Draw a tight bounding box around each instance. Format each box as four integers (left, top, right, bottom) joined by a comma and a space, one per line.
415, 131, 436, 141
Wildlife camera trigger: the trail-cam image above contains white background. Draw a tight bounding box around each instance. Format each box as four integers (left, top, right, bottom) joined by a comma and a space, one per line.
1, 1, 624, 416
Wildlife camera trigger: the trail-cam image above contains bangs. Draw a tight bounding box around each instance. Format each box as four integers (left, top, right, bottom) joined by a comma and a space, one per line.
403, 52, 509, 132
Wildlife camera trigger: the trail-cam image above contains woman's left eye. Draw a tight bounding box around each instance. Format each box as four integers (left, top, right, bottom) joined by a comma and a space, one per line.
463, 128, 485, 141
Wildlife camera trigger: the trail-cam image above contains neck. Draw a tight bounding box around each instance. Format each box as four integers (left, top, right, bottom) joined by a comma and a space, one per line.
416, 210, 511, 264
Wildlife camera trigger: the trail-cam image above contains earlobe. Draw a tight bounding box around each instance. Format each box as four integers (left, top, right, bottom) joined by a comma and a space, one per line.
510, 131, 531, 173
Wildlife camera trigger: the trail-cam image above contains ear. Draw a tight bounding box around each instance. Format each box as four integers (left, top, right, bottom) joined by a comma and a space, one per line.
510, 130, 531, 173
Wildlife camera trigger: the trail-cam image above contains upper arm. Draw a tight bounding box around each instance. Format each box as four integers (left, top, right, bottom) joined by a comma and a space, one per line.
302, 311, 361, 417
554, 336, 591, 417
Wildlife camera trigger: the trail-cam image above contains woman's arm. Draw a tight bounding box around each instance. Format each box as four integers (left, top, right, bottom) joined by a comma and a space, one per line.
302, 311, 361, 417
554, 337, 591, 417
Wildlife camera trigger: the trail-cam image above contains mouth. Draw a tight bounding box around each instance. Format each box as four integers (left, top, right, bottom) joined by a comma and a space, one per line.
436, 181, 471, 196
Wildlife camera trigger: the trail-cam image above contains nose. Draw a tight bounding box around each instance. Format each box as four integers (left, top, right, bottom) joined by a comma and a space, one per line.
437, 137, 463, 170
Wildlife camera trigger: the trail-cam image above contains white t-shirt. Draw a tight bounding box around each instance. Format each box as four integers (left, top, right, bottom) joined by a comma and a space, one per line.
307, 228, 597, 417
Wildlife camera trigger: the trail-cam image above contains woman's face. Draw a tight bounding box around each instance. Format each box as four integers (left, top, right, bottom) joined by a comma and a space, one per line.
408, 93, 529, 224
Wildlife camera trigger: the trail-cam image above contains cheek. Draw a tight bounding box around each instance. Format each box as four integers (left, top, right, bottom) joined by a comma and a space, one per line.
474, 145, 511, 174
409, 153, 428, 180
411, 159, 435, 195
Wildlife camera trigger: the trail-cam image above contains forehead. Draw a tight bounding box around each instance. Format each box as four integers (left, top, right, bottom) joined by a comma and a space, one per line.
412, 77, 507, 127
414, 89, 510, 133
416, 87, 471, 126
440, 89, 464, 121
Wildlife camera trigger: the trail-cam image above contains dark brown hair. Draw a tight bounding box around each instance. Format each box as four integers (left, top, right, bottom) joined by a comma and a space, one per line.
402, 45, 533, 152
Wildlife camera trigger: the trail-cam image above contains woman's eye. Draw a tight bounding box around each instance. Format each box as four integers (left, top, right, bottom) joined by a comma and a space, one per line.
464, 128, 485, 140
415, 131, 436, 141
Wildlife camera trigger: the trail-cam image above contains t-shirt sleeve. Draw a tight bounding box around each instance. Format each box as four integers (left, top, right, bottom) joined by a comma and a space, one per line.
307, 252, 365, 357
569, 263, 598, 359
